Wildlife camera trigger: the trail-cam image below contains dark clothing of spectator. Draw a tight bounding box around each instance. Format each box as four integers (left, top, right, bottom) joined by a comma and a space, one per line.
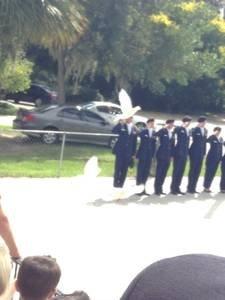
121, 254, 225, 300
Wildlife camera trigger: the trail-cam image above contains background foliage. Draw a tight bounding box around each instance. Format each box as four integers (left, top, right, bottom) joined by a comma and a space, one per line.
1, 0, 225, 112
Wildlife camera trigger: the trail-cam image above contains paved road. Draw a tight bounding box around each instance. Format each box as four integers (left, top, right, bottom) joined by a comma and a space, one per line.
1, 177, 225, 300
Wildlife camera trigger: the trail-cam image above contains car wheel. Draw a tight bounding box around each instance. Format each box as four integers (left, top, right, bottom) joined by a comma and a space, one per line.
35, 98, 43, 107
108, 137, 118, 149
41, 128, 59, 144
135, 122, 146, 130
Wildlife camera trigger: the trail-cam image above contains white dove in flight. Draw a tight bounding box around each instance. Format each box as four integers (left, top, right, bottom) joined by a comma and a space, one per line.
83, 156, 101, 178
118, 89, 141, 119
73, 156, 101, 202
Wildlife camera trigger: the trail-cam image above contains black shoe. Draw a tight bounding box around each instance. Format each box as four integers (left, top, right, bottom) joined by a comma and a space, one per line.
155, 192, 161, 196
136, 191, 145, 196
143, 191, 151, 196
170, 191, 178, 195
177, 190, 186, 195
187, 190, 198, 194
136, 190, 150, 196
204, 188, 212, 193
135, 191, 145, 196
221, 190, 225, 193
161, 192, 167, 195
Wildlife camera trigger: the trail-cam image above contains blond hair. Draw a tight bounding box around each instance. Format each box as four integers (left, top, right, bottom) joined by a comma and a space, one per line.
0, 237, 11, 295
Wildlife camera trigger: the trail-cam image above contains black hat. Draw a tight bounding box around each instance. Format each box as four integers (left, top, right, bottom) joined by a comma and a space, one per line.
198, 116, 207, 123
182, 116, 192, 123
166, 119, 174, 124
147, 118, 155, 123
121, 254, 225, 300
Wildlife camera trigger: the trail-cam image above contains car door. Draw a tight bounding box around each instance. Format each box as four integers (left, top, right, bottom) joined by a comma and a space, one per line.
57, 107, 86, 142
80, 110, 113, 145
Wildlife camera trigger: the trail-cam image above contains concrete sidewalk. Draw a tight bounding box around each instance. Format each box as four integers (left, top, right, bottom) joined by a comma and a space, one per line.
1, 176, 225, 300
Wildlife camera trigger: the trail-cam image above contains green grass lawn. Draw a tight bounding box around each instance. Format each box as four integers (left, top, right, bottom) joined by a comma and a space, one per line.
0, 138, 115, 177
0, 131, 221, 178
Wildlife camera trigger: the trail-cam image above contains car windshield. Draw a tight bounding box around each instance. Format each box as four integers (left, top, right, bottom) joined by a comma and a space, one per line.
81, 103, 96, 110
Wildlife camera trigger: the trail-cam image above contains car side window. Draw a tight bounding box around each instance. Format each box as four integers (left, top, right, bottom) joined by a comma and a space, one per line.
97, 106, 122, 115
58, 108, 80, 120
82, 110, 105, 123
96, 106, 110, 113
108, 107, 122, 115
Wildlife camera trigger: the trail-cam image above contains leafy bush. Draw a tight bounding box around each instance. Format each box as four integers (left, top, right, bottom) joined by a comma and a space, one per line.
0, 102, 17, 115
0, 56, 33, 93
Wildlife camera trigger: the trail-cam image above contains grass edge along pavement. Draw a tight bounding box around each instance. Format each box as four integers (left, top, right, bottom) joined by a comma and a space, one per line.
0, 140, 214, 177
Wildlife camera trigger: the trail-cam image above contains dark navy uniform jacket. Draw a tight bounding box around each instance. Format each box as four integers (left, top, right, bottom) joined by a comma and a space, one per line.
155, 128, 175, 160
136, 129, 156, 160
112, 123, 137, 158
206, 135, 223, 162
173, 126, 190, 157
189, 127, 207, 158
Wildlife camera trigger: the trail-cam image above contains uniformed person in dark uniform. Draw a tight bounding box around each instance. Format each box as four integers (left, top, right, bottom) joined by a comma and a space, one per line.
136, 118, 156, 195
170, 116, 192, 195
220, 154, 225, 193
203, 127, 223, 193
187, 116, 207, 194
112, 116, 138, 190
154, 119, 175, 195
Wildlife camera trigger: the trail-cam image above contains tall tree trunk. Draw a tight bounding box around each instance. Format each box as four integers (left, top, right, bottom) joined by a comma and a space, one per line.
57, 47, 65, 104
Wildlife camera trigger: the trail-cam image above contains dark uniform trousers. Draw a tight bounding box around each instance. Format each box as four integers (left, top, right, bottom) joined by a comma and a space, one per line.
187, 127, 207, 192
220, 155, 225, 191
171, 155, 187, 192
154, 128, 174, 194
136, 129, 156, 186
204, 135, 223, 189
171, 126, 190, 193
112, 123, 137, 188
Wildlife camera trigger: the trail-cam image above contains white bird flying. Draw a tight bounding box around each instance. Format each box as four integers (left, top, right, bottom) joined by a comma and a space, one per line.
118, 89, 141, 119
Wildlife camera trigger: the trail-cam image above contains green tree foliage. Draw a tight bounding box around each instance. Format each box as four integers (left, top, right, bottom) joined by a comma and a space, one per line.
0, 0, 87, 101
65, 0, 225, 98
0, 55, 33, 93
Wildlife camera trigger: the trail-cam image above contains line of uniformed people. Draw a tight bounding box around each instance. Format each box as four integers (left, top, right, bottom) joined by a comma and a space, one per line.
112, 115, 225, 196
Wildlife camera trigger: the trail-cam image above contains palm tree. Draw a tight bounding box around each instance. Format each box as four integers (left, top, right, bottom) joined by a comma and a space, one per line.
0, 0, 87, 103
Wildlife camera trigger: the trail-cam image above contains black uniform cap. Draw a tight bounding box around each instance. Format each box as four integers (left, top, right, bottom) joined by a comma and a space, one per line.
165, 119, 174, 124
197, 116, 207, 123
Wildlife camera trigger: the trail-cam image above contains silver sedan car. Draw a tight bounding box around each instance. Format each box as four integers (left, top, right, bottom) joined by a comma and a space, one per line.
13, 103, 146, 147
78, 101, 147, 128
